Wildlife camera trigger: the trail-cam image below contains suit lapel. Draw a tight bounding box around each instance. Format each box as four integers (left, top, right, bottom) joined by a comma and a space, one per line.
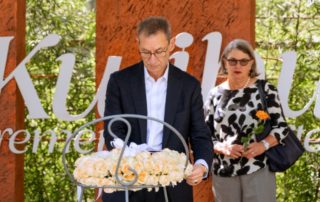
162, 65, 182, 148
131, 62, 147, 143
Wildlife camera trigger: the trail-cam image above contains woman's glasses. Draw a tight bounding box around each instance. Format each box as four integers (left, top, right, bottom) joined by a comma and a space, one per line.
224, 58, 252, 66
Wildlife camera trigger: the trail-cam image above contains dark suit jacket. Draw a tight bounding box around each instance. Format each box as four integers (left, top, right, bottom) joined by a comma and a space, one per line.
103, 61, 213, 202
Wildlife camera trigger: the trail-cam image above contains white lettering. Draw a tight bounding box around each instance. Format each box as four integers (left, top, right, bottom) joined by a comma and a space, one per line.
255, 52, 266, 79
9, 129, 30, 154
201, 32, 222, 100
170, 32, 193, 71
0, 37, 14, 87
32, 129, 57, 153
278, 52, 318, 118
313, 81, 320, 118
1, 33, 319, 154
0, 128, 107, 154
52, 55, 121, 120
0, 34, 61, 118
296, 125, 304, 140
1, 33, 319, 121
97, 57, 122, 117
0, 128, 14, 146
61, 129, 74, 153
304, 128, 320, 152
74, 129, 95, 154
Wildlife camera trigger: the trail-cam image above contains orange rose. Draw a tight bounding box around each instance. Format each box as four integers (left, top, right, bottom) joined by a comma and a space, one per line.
256, 110, 270, 120
138, 171, 147, 183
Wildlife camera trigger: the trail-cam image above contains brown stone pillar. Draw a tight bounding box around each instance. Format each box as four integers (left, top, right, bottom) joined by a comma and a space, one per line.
0, 0, 25, 201
96, 0, 255, 201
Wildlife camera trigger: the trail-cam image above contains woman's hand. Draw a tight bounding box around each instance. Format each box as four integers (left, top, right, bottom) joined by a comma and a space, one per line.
215, 142, 244, 158
243, 142, 265, 159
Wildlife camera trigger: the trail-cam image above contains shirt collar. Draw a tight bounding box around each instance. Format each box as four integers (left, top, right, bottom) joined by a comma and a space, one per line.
144, 64, 169, 82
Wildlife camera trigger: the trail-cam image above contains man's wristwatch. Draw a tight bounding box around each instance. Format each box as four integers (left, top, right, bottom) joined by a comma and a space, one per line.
261, 140, 270, 150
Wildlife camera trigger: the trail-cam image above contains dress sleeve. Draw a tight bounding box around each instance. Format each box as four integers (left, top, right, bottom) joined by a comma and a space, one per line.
264, 82, 290, 144
204, 88, 219, 148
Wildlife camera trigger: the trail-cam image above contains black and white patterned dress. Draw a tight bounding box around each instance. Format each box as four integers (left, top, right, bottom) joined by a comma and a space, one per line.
204, 79, 289, 177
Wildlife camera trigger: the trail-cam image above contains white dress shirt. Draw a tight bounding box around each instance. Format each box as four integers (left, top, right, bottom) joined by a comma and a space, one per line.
144, 66, 208, 176
144, 66, 168, 151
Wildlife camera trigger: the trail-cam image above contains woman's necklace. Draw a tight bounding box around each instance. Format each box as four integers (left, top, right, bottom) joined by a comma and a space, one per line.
228, 77, 251, 90
242, 77, 251, 88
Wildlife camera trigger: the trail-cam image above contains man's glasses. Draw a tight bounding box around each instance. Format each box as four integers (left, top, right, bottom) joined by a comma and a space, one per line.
140, 48, 168, 59
224, 58, 252, 66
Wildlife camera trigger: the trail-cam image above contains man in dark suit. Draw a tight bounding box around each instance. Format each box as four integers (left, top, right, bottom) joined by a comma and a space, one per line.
102, 16, 213, 202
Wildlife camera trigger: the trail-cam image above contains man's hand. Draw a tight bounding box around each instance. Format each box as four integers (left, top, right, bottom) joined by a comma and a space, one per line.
186, 164, 207, 186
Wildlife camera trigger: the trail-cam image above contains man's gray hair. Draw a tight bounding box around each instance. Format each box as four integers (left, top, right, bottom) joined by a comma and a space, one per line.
137, 16, 171, 41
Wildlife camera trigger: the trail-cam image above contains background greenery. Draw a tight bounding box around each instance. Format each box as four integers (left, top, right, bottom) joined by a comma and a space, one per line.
24, 0, 319, 201
25, 0, 96, 201
256, 0, 320, 201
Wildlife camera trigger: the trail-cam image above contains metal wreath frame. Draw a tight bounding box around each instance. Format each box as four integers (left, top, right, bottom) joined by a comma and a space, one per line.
62, 114, 190, 202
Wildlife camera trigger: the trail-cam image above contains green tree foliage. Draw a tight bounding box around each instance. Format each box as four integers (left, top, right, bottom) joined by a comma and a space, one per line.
256, 0, 320, 201
25, 0, 96, 201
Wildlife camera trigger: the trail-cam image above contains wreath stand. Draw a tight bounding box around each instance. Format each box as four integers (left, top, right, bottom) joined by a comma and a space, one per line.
62, 114, 190, 202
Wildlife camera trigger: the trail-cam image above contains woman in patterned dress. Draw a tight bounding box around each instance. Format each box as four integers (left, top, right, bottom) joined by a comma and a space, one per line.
205, 39, 289, 202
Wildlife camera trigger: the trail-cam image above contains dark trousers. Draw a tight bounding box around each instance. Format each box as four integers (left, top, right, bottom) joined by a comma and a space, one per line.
102, 181, 193, 202
102, 188, 167, 202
